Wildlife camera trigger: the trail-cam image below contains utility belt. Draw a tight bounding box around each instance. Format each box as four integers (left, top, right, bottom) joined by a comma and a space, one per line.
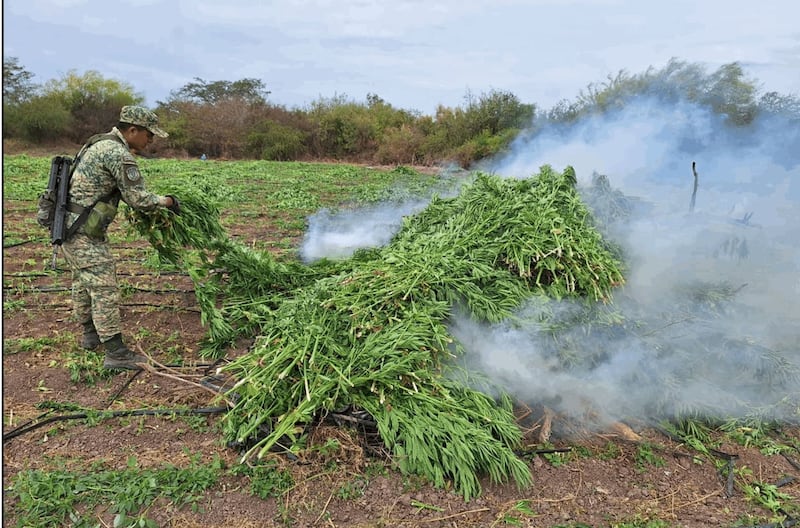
66, 191, 120, 242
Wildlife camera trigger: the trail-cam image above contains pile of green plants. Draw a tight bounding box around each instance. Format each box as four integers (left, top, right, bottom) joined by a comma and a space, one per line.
127, 165, 625, 499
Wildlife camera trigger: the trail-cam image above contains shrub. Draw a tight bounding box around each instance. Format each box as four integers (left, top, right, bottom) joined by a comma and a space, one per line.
374, 124, 425, 165
246, 119, 308, 161
11, 95, 73, 142
41, 69, 143, 142
452, 128, 519, 168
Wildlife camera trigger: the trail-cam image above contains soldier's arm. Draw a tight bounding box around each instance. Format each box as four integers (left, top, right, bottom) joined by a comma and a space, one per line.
111, 151, 171, 212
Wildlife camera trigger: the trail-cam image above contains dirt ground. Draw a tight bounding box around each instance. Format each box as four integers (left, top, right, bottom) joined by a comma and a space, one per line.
2, 153, 799, 527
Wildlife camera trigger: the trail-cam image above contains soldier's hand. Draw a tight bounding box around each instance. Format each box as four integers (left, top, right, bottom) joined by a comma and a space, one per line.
166, 194, 181, 215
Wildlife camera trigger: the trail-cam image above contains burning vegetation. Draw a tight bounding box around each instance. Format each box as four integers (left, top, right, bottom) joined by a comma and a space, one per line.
124, 161, 798, 500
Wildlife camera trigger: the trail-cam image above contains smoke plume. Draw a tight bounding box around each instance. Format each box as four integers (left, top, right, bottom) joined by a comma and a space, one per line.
301, 200, 430, 262
466, 96, 800, 426
301, 96, 800, 427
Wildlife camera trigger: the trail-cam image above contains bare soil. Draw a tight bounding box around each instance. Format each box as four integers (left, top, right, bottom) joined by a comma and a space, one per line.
2, 148, 799, 527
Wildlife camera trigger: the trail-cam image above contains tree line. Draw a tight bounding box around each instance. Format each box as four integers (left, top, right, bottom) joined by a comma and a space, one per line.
4, 57, 798, 167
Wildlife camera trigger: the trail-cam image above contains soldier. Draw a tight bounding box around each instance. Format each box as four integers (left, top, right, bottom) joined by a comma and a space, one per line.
62, 105, 181, 370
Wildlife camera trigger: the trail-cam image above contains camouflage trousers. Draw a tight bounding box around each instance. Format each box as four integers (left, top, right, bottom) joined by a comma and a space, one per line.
61, 233, 121, 342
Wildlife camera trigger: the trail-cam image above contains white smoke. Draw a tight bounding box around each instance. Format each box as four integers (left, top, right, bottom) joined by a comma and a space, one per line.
297, 96, 800, 426
464, 96, 800, 425
300, 171, 467, 262
300, 200, 430, 262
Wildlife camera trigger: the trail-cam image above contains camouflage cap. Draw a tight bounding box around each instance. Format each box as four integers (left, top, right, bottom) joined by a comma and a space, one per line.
119, 105, 168, 138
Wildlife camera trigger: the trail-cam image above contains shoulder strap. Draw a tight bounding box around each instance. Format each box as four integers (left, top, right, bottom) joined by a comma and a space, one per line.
70, 132, 126, 176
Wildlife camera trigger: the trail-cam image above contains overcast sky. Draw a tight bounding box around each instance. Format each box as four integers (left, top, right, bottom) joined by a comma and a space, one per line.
4, 0, 799, 115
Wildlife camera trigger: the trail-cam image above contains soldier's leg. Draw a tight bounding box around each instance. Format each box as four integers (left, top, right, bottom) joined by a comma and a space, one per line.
83, 261, 148, 370
62, 235, 111, 350
71, 270, 92, 323
63, 236, 146, 370
82, 261, 122, 341
71, 267, 101, 350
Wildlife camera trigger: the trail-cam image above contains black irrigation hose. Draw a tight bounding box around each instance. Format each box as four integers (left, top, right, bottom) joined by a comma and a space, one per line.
3, 285, 196, 294
3, 270, 68, 277
4, 360, 232, 443
514, 447, 574, 456
10, 302, 202, 313
655, 426, 743, 496
104, 362, 222, 405
3, 406, 229, 443
123, 302, 201, 312
3, 237, 48, 249
723, 458, 736, 498
3, 270, 188, 278
783, 453, 800, 472
105, 369, 145, 406
752, 517, 797, 528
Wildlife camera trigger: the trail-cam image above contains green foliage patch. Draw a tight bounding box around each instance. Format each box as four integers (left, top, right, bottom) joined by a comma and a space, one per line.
7, 455, 222, 528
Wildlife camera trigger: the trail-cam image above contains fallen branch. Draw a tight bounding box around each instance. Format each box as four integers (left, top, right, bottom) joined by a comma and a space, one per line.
689, 161, 699, 212
142, 358, 236, 407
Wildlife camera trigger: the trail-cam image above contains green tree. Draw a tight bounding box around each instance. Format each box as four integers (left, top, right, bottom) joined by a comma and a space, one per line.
366, 92, 419, 133
41, 69, 143, 142
157, 78, 274, 158
420, 89, 535, 167
758, 91, 800, 117
544, 59, 764, 127
701, 62, 759, 125
375, 123, 426, 164
306, 94, 377, 159
463, 89, 535, 135
3, 56, 38, 104
246, 119, 308, 160
9, 94, 73, 142
167, 77, 270, 105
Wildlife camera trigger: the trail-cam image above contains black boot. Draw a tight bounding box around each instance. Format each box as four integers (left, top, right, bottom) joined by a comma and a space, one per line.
81, 320, 101, 350
103, 334, 149, 370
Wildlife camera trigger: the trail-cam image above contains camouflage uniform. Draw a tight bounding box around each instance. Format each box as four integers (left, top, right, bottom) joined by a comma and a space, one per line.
62, 106, 169, 344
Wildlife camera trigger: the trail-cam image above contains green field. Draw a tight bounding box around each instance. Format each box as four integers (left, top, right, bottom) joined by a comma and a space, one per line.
3, 154, 798, 528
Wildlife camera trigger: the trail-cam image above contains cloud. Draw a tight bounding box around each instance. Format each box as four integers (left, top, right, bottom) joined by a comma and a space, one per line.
5, 0, 800, 112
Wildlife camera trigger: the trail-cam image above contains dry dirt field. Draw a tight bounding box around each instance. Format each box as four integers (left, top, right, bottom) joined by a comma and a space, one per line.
2, 146, 799, 528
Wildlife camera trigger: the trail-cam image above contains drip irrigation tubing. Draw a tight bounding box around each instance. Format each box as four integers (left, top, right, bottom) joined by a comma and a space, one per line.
10, 301, 201, 312
3, 237, 48, 249
3, 406, 229, 443
4, 270, 188, 277
106, 369, 144, 405
4, 358, 228, 444
4, 285, 195, 294
751, 517, 797, 528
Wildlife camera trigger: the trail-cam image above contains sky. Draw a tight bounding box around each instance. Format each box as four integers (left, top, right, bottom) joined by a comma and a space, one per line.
4, 0, 800, 115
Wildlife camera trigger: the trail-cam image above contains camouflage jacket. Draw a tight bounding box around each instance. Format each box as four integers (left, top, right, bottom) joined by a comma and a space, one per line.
67, 127, 162, 230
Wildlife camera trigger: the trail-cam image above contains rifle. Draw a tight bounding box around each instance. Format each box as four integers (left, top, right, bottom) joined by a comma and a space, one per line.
48, 155, 73, 269
39, 133, 125, 269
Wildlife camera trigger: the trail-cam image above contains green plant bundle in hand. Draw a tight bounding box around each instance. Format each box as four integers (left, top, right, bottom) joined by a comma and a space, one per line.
123, 179, 227, 265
